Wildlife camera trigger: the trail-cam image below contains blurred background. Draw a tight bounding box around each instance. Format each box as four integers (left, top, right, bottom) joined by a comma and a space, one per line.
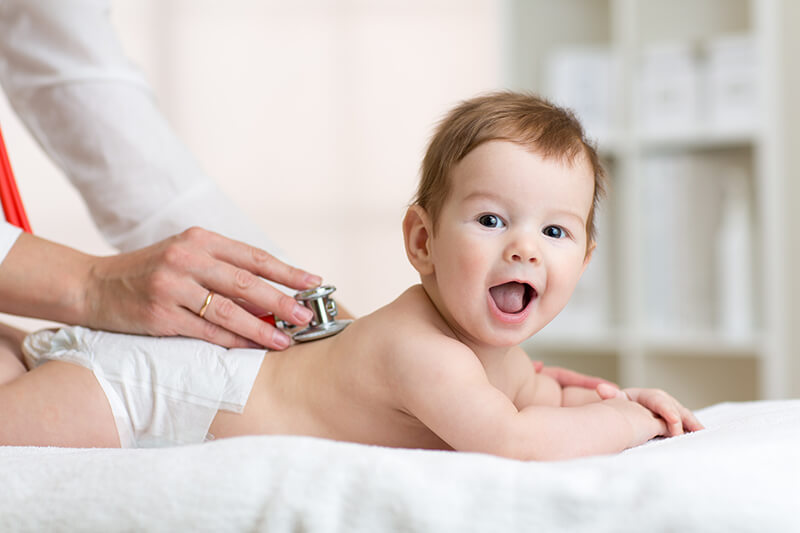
1, 0, 799, 408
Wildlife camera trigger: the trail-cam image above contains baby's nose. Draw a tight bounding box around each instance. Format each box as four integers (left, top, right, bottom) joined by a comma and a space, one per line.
507, 238, 539, 264
510, 252, 538, 263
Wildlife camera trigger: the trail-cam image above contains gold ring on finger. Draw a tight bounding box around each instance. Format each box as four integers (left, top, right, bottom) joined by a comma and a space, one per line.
198, 291, 214, 318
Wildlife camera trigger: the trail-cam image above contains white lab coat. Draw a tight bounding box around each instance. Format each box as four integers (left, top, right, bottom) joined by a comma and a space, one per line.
0, 0, 284, 264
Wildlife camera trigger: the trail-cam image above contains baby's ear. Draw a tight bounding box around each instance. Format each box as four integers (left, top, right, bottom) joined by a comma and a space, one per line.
402, 205, 434, 275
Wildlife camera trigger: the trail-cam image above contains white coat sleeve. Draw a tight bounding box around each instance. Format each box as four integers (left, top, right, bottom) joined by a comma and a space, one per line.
0, 0, 286, 258
0, 220, 22, 265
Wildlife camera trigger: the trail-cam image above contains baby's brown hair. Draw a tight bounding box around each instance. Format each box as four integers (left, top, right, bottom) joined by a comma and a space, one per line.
412, 91, 606, 247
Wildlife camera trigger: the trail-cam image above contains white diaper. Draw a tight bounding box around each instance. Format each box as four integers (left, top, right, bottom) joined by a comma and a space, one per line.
22, 326, 265, 448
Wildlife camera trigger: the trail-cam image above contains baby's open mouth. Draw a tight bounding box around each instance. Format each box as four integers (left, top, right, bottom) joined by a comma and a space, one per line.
489, 281, 535, 314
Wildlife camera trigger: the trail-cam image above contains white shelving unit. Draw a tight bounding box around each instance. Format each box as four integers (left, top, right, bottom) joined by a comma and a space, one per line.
507, 0, 790, 408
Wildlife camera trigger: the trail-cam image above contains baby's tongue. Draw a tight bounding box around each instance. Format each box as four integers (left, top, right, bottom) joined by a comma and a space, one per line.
490, 282, 526, 314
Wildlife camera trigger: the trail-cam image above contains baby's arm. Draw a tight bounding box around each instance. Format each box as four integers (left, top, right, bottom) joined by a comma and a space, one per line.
516, 354, 703, 436
511, 348, 608, 408
392, 340, 668, 461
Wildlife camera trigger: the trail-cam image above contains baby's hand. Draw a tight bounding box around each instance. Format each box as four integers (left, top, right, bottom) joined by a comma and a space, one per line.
597, 383, 704, 436
601, 396, 668, 447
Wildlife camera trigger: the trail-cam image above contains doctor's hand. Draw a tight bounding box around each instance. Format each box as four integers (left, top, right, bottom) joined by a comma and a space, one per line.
533, 361, 617, 390
84, 227, 321, 349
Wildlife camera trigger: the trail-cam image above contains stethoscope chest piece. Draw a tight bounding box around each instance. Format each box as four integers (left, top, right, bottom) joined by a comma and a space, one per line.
285, 285, 352, 343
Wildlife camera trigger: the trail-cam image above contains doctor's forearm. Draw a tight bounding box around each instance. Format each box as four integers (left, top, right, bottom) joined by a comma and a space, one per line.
0, 232, 92, 325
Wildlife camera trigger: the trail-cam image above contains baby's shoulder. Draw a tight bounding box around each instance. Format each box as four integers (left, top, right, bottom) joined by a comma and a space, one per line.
374, 285, 458, 334
366, 286, 474, 362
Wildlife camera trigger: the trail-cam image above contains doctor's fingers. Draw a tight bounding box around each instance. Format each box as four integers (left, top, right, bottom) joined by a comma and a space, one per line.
196, 258, 315, 328
181, 227, 321, 291
185, 289, 292, 350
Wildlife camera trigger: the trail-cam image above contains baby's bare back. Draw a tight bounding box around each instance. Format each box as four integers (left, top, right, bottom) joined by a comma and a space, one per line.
209, 287, 452, 450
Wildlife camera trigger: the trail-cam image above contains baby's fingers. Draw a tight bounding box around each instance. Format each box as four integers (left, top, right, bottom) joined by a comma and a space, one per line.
661, 408, 685, 436
637, 391, 684, 436
681, 406, 705, 432
663, 404, 705, 436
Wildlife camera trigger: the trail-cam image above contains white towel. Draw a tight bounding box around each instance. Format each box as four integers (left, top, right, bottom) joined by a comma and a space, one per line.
1, 400, 799, 532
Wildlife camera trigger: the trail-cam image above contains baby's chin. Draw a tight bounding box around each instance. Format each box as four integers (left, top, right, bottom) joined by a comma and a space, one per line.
491, 326, 544, 347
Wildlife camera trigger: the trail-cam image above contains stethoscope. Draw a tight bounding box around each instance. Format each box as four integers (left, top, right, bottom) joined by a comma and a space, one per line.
273, 285, 352, 342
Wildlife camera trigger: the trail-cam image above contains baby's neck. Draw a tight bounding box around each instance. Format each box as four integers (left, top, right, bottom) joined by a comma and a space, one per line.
416, 283, 517, 365
461, 338, 516, 368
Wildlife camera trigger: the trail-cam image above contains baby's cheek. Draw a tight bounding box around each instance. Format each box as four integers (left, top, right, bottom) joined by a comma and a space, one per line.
455, 248, 485, 277
544, 265, 585, 310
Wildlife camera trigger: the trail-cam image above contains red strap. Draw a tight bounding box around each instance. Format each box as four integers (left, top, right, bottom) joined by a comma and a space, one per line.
0, 124, 32, 233
259, 314, 277, 326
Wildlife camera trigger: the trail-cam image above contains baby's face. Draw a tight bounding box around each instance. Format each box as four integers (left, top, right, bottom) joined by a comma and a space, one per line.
428, 140, 595, 347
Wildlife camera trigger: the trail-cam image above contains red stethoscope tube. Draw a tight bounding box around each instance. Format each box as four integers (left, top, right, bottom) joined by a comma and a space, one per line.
0, 124, 32, 233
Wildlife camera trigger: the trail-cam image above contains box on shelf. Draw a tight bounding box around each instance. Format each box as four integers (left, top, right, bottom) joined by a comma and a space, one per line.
549, 37, 758, 141
636, 35, 758, 138
545, 46, 615, 143
705, 34, 758, 132
637, 42, 701, 136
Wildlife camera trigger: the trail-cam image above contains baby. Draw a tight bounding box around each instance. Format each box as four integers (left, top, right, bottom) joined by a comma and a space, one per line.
0, 92, 702, 459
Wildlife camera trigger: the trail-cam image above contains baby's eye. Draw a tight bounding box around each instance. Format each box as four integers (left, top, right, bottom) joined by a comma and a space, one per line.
477, 214, 505, 229
543, 225, 567, 239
